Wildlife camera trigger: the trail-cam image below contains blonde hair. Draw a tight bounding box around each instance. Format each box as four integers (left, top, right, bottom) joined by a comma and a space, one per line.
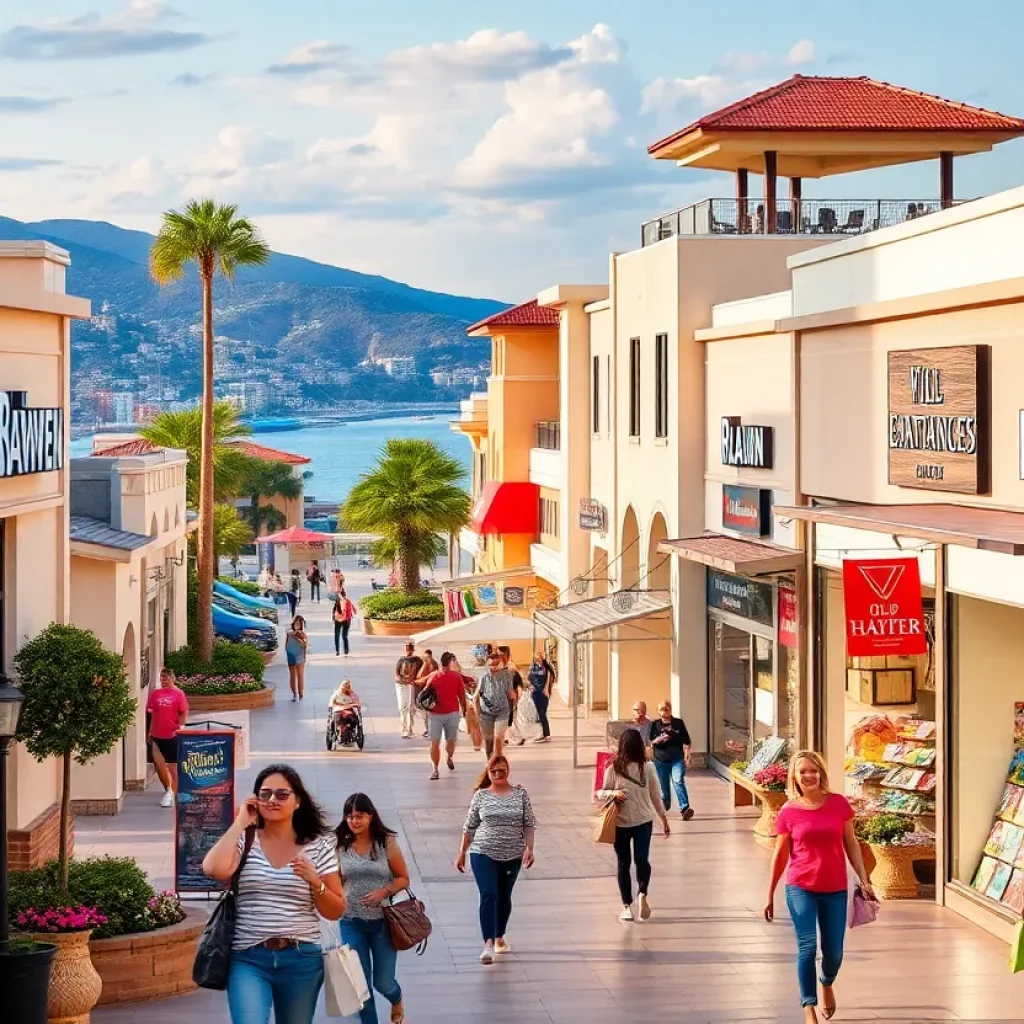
786, 750, 830, 801
339, 679, 353, 693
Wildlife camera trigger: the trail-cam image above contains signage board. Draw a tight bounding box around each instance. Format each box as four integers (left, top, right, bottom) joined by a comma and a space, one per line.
887, 345, 990, 494
503, 586, 524, 608
0, 392, 64, 478
579, 499, 606, 532
174, 730, 236, 893
720, 416, 774, 469
778, 585, 799, 648
706, 570, 773, 626
841, 557, 927, 657
722, 485, 771, 536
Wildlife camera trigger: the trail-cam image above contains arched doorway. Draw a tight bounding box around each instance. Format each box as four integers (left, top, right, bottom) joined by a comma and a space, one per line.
620, 505, 640, 589
646, 511, 670, 591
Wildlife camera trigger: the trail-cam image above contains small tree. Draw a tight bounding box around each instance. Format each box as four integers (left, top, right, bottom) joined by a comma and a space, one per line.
14, 624, 136, 894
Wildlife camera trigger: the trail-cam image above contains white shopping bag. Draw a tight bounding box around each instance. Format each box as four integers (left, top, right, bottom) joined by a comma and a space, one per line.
323, 944, 370, 1018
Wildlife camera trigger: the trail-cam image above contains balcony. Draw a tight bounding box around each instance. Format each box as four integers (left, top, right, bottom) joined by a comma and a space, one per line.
535, 420, 560, 450
641, 198, 958, 247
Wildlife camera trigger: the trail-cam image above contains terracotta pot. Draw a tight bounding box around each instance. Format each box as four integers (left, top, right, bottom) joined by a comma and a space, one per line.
752, 787, 787, 848
30, 929, 102, 1024
867, 842, 934, 900
185, 686, 275, 712
361, 618, 443, 637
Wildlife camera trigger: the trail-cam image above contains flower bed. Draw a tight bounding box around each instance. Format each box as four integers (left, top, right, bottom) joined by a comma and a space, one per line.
359, 589, 444, 635
178, 674, 263, 697
166, 641, 266, 683
218, 576, 262, 597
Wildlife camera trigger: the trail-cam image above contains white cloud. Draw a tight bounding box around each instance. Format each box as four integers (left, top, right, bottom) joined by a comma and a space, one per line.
786, 39, 816, 66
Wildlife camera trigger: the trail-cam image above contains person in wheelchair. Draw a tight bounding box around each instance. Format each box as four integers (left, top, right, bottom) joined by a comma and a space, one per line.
327, 679, 365, 750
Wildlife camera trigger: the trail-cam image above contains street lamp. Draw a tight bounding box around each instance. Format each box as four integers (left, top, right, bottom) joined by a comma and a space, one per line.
0, 672, 25, 952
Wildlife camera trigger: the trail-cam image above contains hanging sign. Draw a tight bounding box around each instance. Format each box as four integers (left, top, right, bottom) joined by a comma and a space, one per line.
722, 485, 771, 536
503, 586, 524, 608
720, 416, 774, 469
0, 391, 64, 477
778, 585, 799, 648
842, 557, 927, 656
579, 499, 606, 532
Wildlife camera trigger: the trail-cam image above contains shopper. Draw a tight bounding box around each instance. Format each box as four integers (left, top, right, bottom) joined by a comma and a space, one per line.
475, 650, 516, 758
765, 750, 873, 1022
630, 701, 653, 747
597, 729, 669, 922
393, 641, 423, 739
290, 569, 302, 611
286, 615, 309, 701
202, 763, 344, 1024
335, 793, 410, 1024
421, 652, 472, 780
414, 649, 440, 739
649, 700, 695, 819
455, 655, 483, 751
258, 566, 273, 598
456, 755, 536, 964
329, 679, 362, 716
307, 560, 323, 602
497, 646, 522, 734
329, 567, 344, 598
145, 667, 189, 808
332, 589, 357, 656
527, 653, 555, 742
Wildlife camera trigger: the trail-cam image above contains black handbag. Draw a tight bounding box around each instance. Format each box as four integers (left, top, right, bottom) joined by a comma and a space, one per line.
415, 684, 438, 712
192, 827, 255, 990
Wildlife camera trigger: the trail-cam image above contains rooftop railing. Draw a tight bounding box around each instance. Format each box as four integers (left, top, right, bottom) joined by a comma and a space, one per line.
641, 198, 958, 246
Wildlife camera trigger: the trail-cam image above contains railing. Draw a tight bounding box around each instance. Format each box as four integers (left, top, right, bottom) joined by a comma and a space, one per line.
641, 198, 961, 246
535, 420, 560, 450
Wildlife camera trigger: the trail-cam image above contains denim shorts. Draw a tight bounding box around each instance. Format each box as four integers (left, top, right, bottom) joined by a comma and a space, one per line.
428, 711, 461, 743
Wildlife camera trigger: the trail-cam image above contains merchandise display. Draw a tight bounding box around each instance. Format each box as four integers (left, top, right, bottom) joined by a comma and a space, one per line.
971, 746, 1024, 913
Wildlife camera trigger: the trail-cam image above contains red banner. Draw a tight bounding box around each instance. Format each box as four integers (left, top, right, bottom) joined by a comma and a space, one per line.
778, 585, 799, 648
842, 557, 927, 657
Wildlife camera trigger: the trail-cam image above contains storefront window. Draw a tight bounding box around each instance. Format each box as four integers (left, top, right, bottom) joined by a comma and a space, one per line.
753, 635, 774, 747
710, 620, 750, 765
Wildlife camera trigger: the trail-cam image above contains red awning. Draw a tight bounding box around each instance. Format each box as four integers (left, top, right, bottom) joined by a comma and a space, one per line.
471, 482, 539, 535
260, 525, 331, 544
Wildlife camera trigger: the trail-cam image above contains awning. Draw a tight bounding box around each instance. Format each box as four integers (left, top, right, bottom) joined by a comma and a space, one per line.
471, 482, 539, 535
411, 612, 542, 645
658, 533, 802, 576
534, 590, 672, 641
260, 525, 333, 544
775, 503, 1024, 556
442, 565, 536, 588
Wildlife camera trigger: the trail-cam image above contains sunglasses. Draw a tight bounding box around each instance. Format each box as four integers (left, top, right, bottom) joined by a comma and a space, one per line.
257, 788, 294, 803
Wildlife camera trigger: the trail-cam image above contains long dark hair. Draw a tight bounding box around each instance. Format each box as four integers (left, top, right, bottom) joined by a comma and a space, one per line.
291, 615, 306, 632
335, 792, 395, 853
613, 729, 647, 779
474, 754, 509, 791
252, 763, 328, 844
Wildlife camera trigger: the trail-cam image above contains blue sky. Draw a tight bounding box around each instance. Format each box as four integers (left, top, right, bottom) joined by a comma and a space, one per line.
1, 0, 1022, 301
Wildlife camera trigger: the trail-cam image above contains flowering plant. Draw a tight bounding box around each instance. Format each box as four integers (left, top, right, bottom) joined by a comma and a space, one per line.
177, 673, 263, 696
146, 890, 185, 927
753, 763, 788, 792
16, 905, 108, 933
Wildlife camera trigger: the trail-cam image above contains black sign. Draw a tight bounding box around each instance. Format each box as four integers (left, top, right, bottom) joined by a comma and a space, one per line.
0, 392, 64, 478
707, 570, 774, 626
722, 485, 771, 537
503, 586, 524, 607
721, 416, 773, 469
175, 731, 236, 893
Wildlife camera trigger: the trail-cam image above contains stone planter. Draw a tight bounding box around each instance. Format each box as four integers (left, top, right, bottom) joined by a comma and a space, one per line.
30, 929, 102, 1024
185, 686, 275, 713
728, 768, 787, 848
362, 618, 443, 637
90, 907, 207, 1005
867, 842, 935, 900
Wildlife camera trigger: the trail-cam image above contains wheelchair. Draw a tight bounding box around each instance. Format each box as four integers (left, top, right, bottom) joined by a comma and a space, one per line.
326, 705, 365, 751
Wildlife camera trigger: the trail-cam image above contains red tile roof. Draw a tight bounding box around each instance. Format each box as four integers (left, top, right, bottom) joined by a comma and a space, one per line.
650, 75, 1024, 151
228, 440, 310, 465
92, 439, 164, 458
468, 299, 560, 334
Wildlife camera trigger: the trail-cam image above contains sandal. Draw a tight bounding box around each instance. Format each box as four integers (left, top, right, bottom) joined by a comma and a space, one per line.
391, 1002, 405, 1023
821, 985, 836, 1019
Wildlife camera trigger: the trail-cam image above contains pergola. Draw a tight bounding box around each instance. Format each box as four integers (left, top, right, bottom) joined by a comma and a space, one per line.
648, 75, 1024, 233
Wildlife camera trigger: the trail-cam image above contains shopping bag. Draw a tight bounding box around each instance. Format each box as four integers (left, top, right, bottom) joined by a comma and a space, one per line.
849, 885, 880, 928
1009, 920, 1024, 973
594, 799, 618, 845
323, 944, 370, 1017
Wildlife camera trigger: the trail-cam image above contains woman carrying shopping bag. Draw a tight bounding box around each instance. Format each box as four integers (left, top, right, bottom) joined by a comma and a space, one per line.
335, 793, 411, 1024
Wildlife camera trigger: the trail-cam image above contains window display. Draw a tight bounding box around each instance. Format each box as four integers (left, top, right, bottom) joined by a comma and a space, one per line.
971, 745, 1024, 912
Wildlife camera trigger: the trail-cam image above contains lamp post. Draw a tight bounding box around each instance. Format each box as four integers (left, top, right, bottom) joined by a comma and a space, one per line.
0, 672, 25, 953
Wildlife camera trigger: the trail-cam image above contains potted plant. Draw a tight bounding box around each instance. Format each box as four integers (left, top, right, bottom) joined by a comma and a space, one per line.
855, 813, 929, 899
738, 763, 789, 846
13, 623, 136, 1021
0, 936, 58, 1024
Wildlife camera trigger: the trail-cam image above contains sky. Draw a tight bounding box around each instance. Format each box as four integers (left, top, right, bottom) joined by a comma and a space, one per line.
1, 0, 1022, 302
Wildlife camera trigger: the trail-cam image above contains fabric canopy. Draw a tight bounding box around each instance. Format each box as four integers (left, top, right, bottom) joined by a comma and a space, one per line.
411, 612, 543, 645
471, 482, 539, 535
260, 525, 332, 545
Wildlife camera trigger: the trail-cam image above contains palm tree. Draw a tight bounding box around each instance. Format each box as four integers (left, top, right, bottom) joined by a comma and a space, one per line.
242, 458, 302, 536
342, 438, 470, 592
213, 503, 255, 559
150, 200, 270, 661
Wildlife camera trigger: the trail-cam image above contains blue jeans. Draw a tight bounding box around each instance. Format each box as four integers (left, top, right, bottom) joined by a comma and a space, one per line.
532, 689, 551, 737
339, 917, 402, 1024
653, 758, 689, 811
227, 942, 323, 1024
785, 886, 847, 1007
470, 853, 522, 941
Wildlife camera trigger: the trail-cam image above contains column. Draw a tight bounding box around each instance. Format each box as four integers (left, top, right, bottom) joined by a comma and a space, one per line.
764, 151, 778, 234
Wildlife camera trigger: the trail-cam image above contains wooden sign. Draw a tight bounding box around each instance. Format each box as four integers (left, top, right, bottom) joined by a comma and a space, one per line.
887, 345, 990, 494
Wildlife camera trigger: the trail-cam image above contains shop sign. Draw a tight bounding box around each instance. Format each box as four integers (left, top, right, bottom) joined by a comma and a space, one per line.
720, 416, 774, 469
887, 345, 990, 495
706, 570, 773, 626
503, 586, 524, 608
0, 391, 64, 478
778, 585, 799, 648
722, 485, 771, 536
842, 557, 927, 657
579, 498, 606, 532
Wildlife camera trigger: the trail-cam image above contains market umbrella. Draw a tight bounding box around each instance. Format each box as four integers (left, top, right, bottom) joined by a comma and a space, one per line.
260, 525, 333, 545
411, 612, 544, 645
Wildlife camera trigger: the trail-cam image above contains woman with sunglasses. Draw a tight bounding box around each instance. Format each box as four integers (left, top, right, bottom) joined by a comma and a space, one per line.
286, 615, 309, 701
203, 764, 344, 1024
456, 755, 536, 964
335, 793, 411, 1024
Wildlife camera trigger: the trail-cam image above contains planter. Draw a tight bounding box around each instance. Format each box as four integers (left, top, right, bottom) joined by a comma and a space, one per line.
0, 942, 57, 1024
185, 686, 275, 712
91, 906, 207, 1005
867, 842, 935, 900
30, 929, 102, 1024
362, 618, 443, 637
859, 840, 877, 878
728, 767, 787, 848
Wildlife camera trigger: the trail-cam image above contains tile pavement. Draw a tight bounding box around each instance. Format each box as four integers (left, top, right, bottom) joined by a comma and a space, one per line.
87, 561, 1024, 1023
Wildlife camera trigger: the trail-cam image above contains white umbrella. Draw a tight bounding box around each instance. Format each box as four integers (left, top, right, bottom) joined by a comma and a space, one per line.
410, 612, 542, 645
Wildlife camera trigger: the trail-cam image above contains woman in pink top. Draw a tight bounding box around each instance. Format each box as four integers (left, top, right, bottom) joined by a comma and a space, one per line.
146, 668, 189, 808
764, 751, 873, 1022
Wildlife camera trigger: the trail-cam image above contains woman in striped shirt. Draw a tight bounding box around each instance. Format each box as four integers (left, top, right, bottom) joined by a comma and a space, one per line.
203, 763, 345, 1024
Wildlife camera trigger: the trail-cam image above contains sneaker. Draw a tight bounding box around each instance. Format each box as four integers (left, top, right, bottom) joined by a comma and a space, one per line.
422, 731, 429, 738
533, 736, 550, 743
638, 893, 651, 921
160, 790, 174, 808
619, 905, 634, 922
429, 769, 440, 781
682, 807, 695, 821
494, 938, 511, 954
291, 695, 297, 702
479, 945, 494, 964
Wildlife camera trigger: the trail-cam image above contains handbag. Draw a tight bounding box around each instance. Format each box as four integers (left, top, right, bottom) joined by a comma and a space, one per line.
324, 944, 370, 1017
382, 888, 432, 954
192, 827, 255, 990
849, 885, 880, 928
594, 798, 618, 845
416, 684, 438, 712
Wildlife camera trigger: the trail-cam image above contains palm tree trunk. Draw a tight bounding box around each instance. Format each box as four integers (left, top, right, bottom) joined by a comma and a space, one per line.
197, 269, 216, 661
59, 749, 72, 896
400, 531, 419, 593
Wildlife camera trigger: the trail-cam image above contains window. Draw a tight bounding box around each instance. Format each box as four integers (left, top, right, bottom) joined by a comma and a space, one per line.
655, 333, 669, 438
629, 337, 640, 438
540, 497, 560, 539
592, 356, 600, 434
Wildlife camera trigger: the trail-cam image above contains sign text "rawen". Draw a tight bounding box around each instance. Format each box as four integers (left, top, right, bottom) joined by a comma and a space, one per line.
720, 416, 774, 469
0, 391, 64, 478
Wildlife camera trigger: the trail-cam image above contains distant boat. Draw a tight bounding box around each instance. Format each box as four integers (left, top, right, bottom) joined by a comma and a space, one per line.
247, 417, 302, 433
411, 415, 434, 421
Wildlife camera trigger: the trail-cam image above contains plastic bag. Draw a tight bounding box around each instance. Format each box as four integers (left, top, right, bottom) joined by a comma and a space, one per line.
1010, 920, 1024, 973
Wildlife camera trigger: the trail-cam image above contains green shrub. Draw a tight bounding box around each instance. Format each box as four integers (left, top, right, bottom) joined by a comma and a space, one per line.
218, 576, 262, 597
8, 858, 184, 939
376, 604, 445, 622
166, 641, 265, 683
360, 589, 442, 619
855, 813, 914, 846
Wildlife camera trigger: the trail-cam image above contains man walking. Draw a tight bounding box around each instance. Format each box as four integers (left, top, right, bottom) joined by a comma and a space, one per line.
394, 641, 423, 738
649, 699, 695, 820
307, 559, 323, 602
630, 701, 653, 750
475, 650, 516, 758
420, 652, 472, 780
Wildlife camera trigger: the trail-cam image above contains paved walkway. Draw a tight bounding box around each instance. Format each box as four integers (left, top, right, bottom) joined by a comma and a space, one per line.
87, 561, 1024, 1023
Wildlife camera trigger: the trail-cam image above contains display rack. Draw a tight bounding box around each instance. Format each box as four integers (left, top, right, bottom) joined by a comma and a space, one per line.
971, 748, 1024, 911
846, 719, 937, 821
